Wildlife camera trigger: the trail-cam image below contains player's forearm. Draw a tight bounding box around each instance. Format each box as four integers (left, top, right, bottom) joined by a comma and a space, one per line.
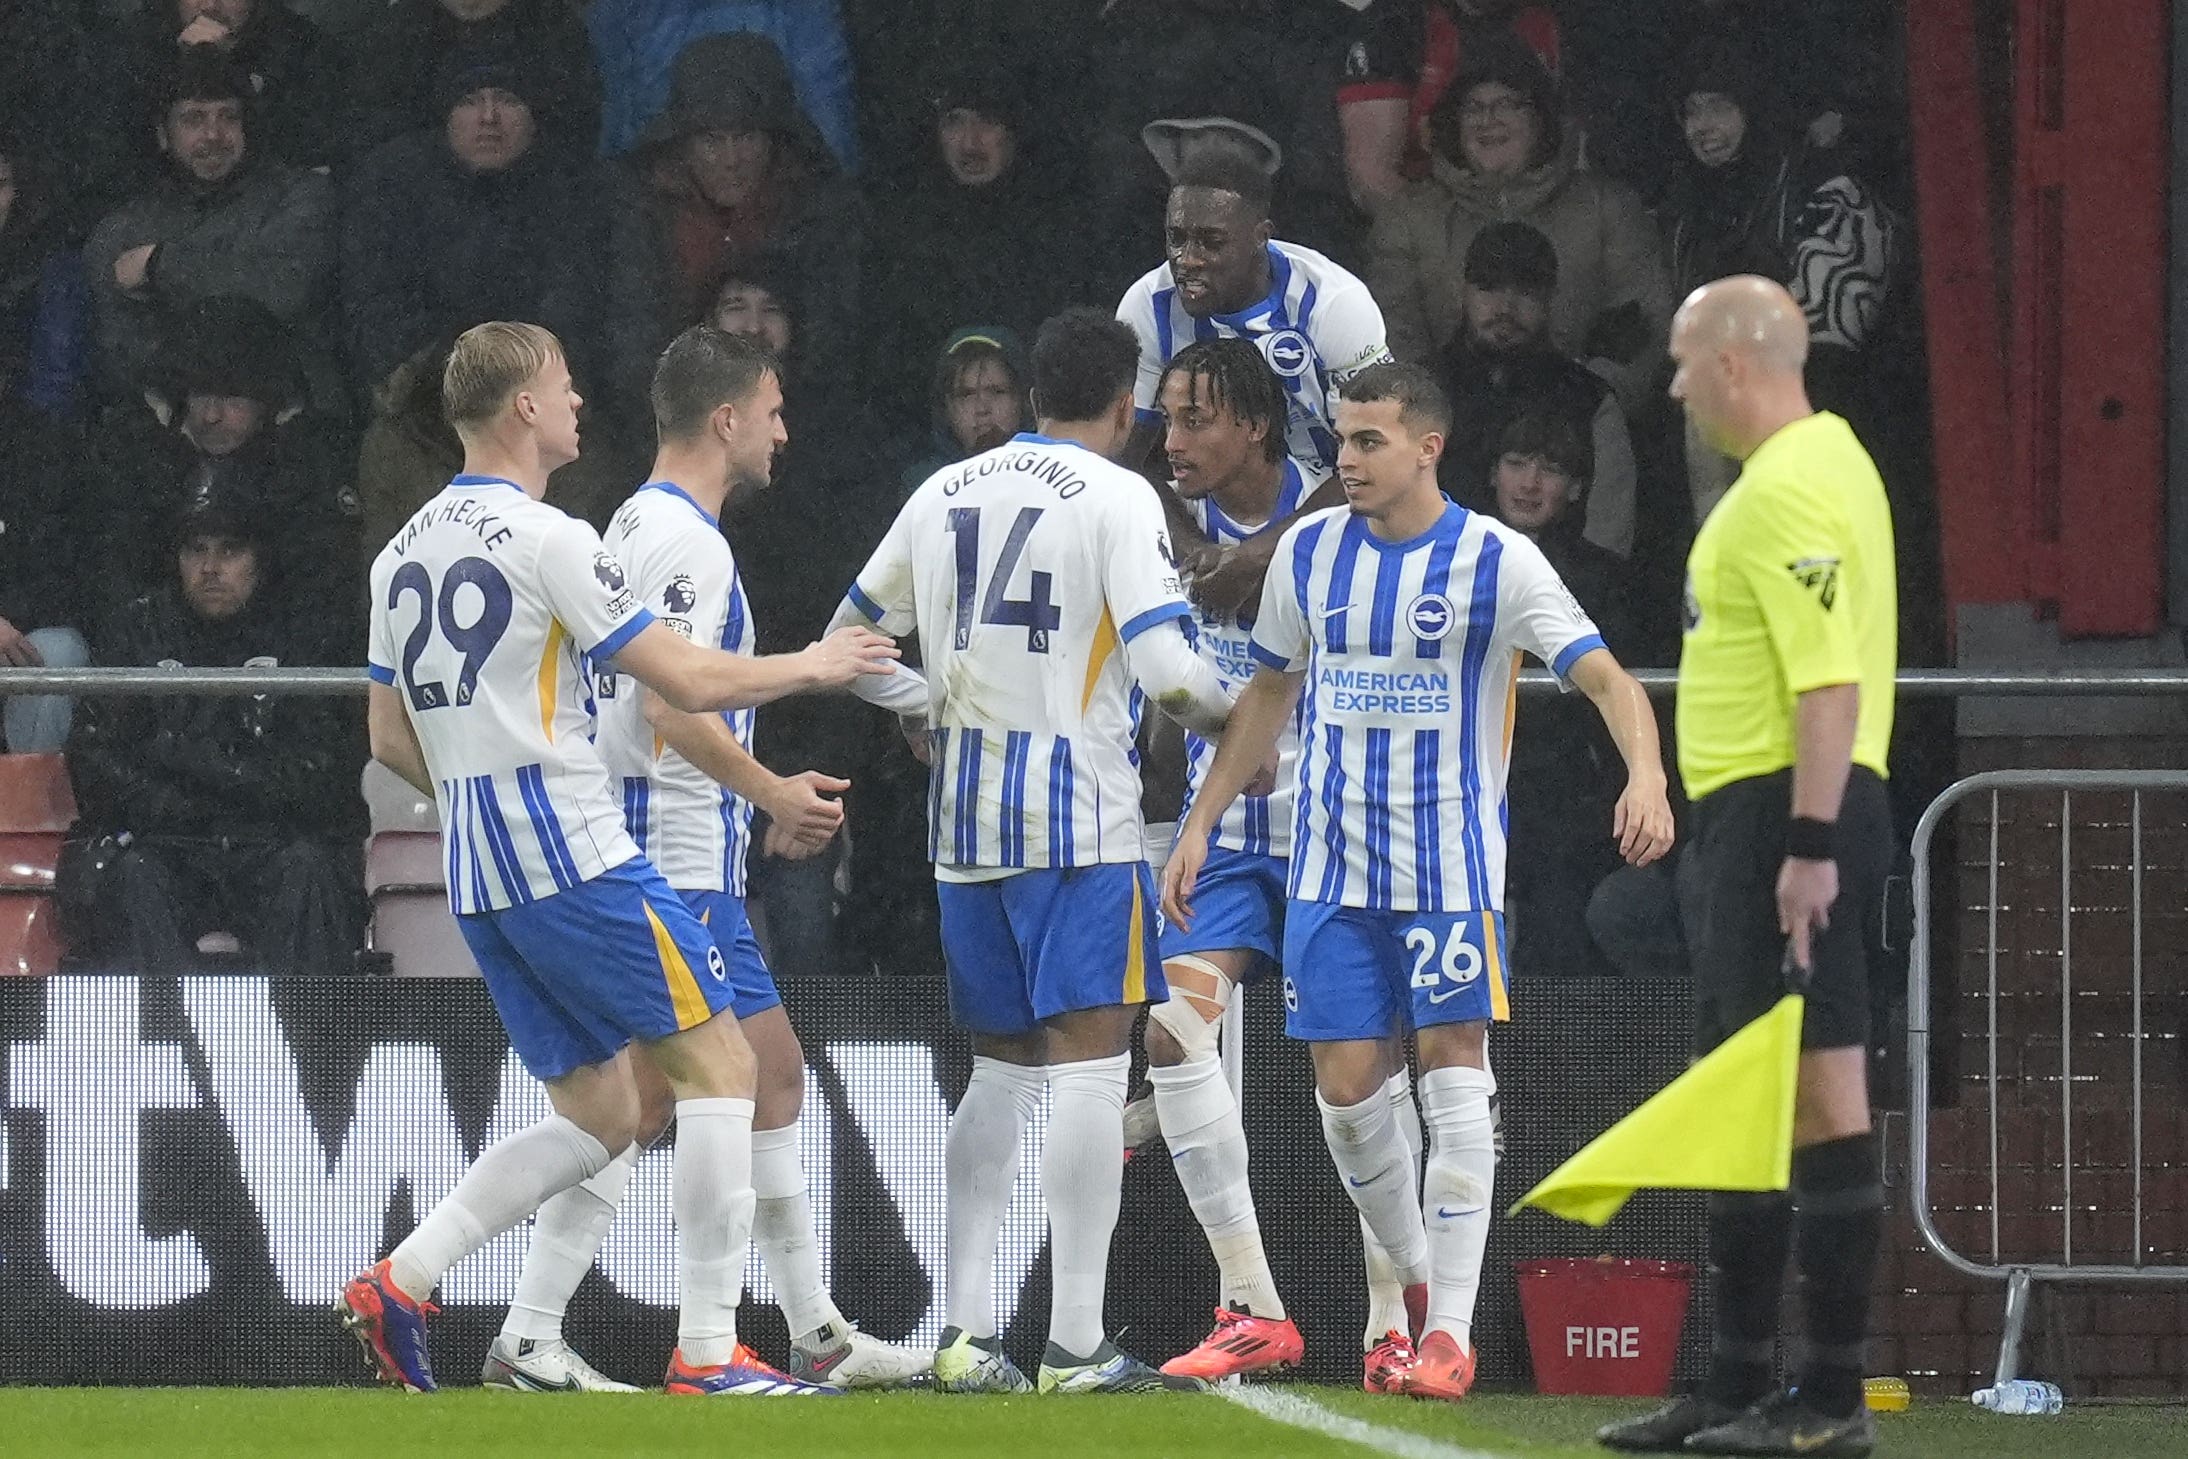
1125, 622, 1233, 737
643, 688, 782, 809
1790, 682, 1860, 821
1180, 667, 1298, 837
824, 597, 930, 715
1574, 651, 1667, 788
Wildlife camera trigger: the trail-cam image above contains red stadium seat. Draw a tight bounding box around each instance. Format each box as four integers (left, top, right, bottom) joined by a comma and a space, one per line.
0, 754, 76, 975
365, 830, 478, 979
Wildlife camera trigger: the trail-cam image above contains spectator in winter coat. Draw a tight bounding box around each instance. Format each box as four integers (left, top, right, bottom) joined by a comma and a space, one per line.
81, 296, 358, 639
348, 0, 602, 158
1659, 36, 1898, 517
1434, 221, 1635, 557
128, 0, 349, 171
865, 54, 1083, 431
1367, 31, 1670, 416
84, 47, 338, 410
611, 32, 864, 409
588, 0, 859, 167
342, 46, 620, 403
1488, 406, 1649, 978
1335, 0, 1562, 214
60, 483, 365, 978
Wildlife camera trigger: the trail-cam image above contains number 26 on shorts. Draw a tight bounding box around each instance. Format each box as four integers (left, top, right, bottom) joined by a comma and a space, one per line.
1403, 913, 1506, 1022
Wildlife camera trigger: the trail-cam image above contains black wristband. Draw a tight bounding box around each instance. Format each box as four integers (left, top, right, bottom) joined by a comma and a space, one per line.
1786, 816, 1836, 861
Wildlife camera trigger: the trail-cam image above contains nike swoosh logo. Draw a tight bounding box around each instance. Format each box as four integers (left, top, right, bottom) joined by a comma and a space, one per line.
1426, 987, 1464, 1005
801, 1347, 847, 1376
1321, 603, 1355, 619
1347, 1171, 1386, 1189
1434, 1206, 1484, 1220
513, 1369, 581, 1393
1789, 1432, 1841, 1454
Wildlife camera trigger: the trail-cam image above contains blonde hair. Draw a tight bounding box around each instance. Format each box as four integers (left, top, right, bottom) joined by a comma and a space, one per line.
442, 321, 564, 431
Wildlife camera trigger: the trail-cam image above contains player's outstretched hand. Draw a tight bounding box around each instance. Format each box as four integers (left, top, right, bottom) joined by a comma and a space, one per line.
764, 770, 847, 854
1612, 776, 1675, 867
1160, 825, 1210, 931
806, 626, 900, 686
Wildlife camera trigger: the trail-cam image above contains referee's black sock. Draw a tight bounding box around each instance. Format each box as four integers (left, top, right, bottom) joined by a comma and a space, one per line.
1701, 1191, 1793, 1408
1792, 1132, 1884, 1419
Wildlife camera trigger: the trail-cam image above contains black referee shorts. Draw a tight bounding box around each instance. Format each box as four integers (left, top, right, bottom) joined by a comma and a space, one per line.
1676, 767, 1893, 1055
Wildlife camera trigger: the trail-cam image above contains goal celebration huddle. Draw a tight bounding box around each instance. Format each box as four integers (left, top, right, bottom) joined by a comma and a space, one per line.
340, 296, 1674, 1403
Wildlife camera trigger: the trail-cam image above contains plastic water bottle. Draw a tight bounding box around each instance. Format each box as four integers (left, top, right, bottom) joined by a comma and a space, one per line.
1971, 1380, 2063, 1414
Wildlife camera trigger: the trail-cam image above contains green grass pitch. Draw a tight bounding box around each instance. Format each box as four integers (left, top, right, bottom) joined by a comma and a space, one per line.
2, 1386, 2182, 1458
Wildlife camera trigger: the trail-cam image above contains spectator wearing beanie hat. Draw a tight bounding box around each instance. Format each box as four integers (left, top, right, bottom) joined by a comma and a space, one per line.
865, 52, 1083, 431
84, 44, 337, 407
82, 295, 359, 635
127, 0, 349, 171
348, 0, 602, 159
61, 472, 368, 981
342, 43, 618, 403
1434, 219, 1636, 558
1367, 30, 1671, 417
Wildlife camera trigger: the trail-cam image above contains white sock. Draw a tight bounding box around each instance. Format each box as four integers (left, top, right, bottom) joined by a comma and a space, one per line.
945, 1056, 1045, 1339
1420, 1065, 1498, 1352
674, 1096, 757, 1367
389, 1113, 609, 1302
1042, 1052, 1129, 1358
1361, 1069, 1423, 1346
751, 1122, 846, 1348
1318, 1085, 1428, 1290
1150, 1055, 1284, 1321
503, 1142, 640, 1343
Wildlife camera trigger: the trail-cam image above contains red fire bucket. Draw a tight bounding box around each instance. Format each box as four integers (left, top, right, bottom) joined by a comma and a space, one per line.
1516, 1258, 1694, 1396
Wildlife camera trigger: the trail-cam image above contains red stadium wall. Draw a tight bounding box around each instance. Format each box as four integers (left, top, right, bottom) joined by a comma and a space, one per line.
1911, 0, 2169, 638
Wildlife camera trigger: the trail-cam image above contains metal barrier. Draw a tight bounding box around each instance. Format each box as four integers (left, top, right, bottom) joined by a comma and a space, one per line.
1907, 768, 2188, 1385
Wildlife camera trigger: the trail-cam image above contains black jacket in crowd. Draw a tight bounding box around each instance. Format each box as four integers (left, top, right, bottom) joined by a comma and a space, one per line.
68, 583, 364, 844
348, 0, 602, 158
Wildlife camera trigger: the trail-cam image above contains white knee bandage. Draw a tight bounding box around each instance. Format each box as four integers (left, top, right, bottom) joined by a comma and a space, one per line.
1150, 958, 1231, 1062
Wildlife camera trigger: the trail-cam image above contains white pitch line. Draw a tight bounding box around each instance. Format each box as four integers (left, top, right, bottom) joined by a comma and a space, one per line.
1218, 1383, 1508, 1459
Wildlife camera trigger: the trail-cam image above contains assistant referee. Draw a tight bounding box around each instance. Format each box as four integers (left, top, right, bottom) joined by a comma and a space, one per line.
1601, 277, 1896, 1459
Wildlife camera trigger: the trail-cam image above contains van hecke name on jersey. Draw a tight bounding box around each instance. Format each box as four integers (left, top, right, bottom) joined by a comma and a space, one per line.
942, 449, 1087, 499
393, 495, 517, 558
1319, 665, 1453, 714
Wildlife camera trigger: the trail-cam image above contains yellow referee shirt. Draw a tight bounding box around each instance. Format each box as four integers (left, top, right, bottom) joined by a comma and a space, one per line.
1677, 412, 1897, 800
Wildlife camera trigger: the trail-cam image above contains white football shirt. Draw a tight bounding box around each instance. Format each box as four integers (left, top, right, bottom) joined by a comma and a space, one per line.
1118, 240, 1392, 471
846, 433, 1192, 877
368, 475, 655, 914
1248, 503, 1606, 912
1177, 458, 1320, 859
592, 482, 755, 897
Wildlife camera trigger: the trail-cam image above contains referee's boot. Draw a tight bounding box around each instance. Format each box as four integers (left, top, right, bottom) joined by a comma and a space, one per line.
1595, 1392, 1745, 1452
1683, 1388, 1876, 1458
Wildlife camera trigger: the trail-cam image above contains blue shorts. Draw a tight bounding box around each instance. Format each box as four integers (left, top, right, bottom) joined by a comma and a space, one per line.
679, 888, 784, 1021
1158, 847, 1285, 978
458, 857, 734, 1080
1280, 900, 1510, 1043
938, 863, 1167, 1036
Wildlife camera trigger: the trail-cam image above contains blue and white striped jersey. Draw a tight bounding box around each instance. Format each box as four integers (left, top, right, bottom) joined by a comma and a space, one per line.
592, 482, 755, 897
1177, 459, 1321, 859
1249, 503, 1606, 912
847, 433, 1193, 879
368, 476, 656, 915
1119, 240, 1391, 471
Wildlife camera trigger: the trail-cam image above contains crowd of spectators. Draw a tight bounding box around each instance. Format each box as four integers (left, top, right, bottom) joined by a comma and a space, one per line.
0, 0, 1923, 982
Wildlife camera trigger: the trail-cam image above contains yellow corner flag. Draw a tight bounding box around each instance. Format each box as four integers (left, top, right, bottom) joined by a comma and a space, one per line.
1510, 994, 1805, 1227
